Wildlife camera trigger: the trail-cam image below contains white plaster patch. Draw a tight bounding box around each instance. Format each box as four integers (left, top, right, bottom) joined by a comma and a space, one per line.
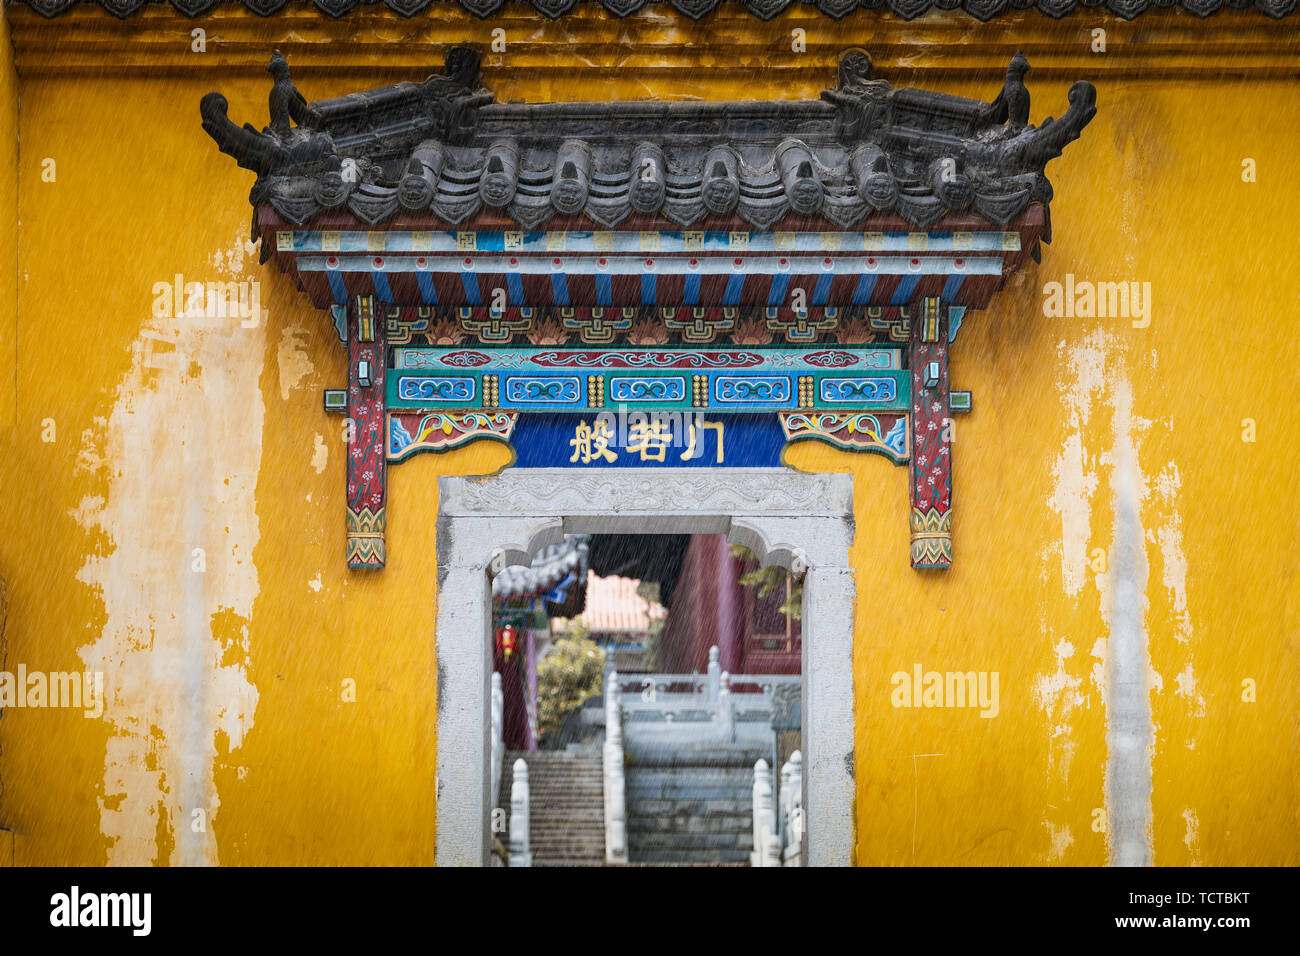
1182, 808, 1201, 866
308, 572, 322, 593
277, 322, 314, 400
74, 236, 264, 866
1085, 642, 1106, 715
311, 433, 328, 474
1173, 662, 1206, 718
1033, 637, 1087, 782
1047, 332, 1110, 599
1152, 463, 1192, 643
1045, 821, 1075, 861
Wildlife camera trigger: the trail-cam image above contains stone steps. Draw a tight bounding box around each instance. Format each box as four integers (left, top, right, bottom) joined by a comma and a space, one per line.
499, 750, 607, 867
625, 757, 756, 866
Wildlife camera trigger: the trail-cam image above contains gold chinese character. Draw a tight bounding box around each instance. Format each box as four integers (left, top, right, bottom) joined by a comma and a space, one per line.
569, 420, 618, 465
276, 231, 294, 251
412, 231, 433, 250
908, 233, 928, 250
729, 231, 750, 250
684, 231, 705, 250
504, 231, 524, 250
367, 232, 386, 251
863, 232, 884, 250
681, 419, 725, 463
775, 232, 796, 250
546, 232, 567, 251
628, 421, 672, 462
639, 231, 660, 251
322, 231, 341, 252
821, 232, 842, 250
593, 231, 614, 251
1001, 231, 1020, 250
952, 232, 973, 250
456, 231, 477, 251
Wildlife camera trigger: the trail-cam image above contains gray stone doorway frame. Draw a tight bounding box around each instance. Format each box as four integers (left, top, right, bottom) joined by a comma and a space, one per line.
434, 467, 856, 867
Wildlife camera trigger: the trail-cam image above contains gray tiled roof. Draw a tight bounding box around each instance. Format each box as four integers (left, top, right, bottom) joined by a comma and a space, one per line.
492, 535, 590, 599
201, 46, 1096, 235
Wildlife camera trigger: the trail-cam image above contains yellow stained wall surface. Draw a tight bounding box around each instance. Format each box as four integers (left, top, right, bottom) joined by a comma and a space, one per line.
0, 7, 1295, 866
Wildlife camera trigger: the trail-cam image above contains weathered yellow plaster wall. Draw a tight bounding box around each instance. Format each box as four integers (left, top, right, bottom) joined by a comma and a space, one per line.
0, 6, 1294, 866
1, 7, 16, 431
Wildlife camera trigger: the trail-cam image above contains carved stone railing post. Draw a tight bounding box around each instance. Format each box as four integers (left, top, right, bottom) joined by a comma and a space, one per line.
706, 645, 721, 705
783, 750, 804, 867
717, 670, 735, 743
752, 758, 778, 867
490, 672, 504, 818
603, 670, 627, 864
779, 757, 794, 848
508, 757, 531, 867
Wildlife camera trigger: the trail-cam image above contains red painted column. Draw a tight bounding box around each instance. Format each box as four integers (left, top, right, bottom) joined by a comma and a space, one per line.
346, 294, 386, 569
908, 296, 952, 569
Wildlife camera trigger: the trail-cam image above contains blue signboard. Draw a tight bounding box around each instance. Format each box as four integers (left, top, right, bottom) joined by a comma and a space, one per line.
510, 412, 786, 468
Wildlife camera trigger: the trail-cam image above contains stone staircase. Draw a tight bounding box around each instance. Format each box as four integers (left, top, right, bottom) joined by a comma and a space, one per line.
499, 750, 606, 866
625, 745, 763, 865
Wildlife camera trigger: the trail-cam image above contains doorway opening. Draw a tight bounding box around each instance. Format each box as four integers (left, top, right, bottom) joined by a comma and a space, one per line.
489, 533, 805, 866
434, 467, 854, 867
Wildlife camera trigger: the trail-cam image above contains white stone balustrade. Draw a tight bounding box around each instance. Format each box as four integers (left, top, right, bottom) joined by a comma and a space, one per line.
614, 647, 799, 731
508, 757, 531, 867
603, 669, 628, 864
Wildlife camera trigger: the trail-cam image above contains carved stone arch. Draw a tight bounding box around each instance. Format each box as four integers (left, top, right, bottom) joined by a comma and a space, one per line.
727, 518, 809, 575
486, 521, 566, 578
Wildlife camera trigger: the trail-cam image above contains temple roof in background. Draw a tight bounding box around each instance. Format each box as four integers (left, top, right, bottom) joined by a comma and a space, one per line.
492, 534, 590, 600
200, 45, 1096, 242
12, 0, 1297, 21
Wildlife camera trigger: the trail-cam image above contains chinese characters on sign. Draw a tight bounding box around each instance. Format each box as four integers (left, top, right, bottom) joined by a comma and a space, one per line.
510, 413, 779, 468
569, 415, 726, 464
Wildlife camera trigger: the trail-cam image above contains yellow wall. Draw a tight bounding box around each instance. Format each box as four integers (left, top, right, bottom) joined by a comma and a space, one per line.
0, 7, 1295, 866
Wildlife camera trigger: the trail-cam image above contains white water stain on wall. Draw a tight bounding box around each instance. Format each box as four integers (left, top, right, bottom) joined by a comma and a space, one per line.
1047, 337, 1106, 599
1042, 327, 1197, 866
1099, 377, 1154, 868
72, 237, 264, 866
1039, 331, 1109, 861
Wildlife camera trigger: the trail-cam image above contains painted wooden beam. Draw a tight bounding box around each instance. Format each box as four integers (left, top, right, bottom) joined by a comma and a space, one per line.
346, 294, 387, 569
908, 296, 952, 570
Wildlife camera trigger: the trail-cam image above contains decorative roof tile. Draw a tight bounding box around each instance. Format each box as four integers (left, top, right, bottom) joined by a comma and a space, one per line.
12, 0, 1298, 20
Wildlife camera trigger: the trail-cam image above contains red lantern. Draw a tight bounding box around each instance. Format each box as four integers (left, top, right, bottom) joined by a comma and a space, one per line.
497, 624, 517, 660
